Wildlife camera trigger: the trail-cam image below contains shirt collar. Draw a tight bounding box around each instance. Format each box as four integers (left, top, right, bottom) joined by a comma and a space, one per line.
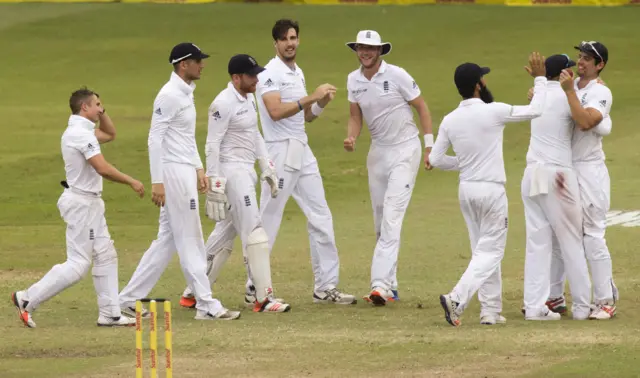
547, 81, 562, 87
228, 81, 247, 102
357, 60, 388, 82
458, 98, 485, 107
574, 77, 598, 90
68, 114, 96, 131
170, 71, 196, 95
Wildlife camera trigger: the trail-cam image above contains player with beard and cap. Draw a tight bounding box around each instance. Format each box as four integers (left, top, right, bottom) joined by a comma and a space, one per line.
547, 41, 618, 320
430, 53, 548, 327
178, 54, 291, 313
520, 54, 597, 322
247, 19, 356, 306
118, 42, 240, 321
344, 30, 434, 306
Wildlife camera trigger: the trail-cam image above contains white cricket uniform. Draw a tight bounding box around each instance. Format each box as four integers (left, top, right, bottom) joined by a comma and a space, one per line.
429, 76, 548, 316
21, 115, 122, 318
182, 82, 270, 298
254, 56, 340, 292
520, 81, 592, 319
119, 72, 223, 315
347, 61, 422, 291
550, 78, 616, 305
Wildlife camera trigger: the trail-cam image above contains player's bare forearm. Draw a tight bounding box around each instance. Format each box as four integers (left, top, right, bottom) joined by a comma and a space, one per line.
565, 90, 602, 130
266, 95, 315, 121
304, 107, 317, 123
96, 112, 116, 143
347, 117, 363, 139
89, 155, 134, 185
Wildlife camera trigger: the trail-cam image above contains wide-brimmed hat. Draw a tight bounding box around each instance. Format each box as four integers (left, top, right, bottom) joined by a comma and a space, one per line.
346, 30, 392, 56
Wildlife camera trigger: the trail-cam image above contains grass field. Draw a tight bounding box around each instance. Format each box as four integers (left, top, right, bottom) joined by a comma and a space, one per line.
1, 3, 640, 377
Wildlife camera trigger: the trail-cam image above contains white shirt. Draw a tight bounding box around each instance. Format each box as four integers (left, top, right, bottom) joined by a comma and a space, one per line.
429, 77, 548, 184
347, 61, 421, 146
255, 56, 308, 144
525, 81, 574, 167
148, 72, 204, 184
571, 78, 613, 163
205, 82, 269, 178
61, 115, 102, 193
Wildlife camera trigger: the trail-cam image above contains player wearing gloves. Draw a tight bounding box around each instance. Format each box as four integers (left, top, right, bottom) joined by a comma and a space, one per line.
179, 54, 291, 313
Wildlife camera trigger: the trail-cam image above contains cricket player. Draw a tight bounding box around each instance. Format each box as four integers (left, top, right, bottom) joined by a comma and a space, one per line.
344, 30, 433, 305
178, 54, 291, 313
430, 53, 548, 327
548, 41, 618, 320
118, 43, 240, 321
11, 88, 145, 328
247, 19, 356, 305
520, 54, 593, 321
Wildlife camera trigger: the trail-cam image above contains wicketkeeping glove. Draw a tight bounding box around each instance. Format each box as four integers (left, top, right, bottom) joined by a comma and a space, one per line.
205, 176, 228, 222
259, 158, 280, 198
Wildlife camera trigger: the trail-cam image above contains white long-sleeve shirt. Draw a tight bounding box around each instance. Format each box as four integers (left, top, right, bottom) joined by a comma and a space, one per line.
571, 78, 613, 163
525, 81, 574, 167
61, 115, 102, 193
430, 76, 548, 184
347, 61, 421, 146
148, 72, 203, 184
255, 56, 308, 144
205, 82, 269, 178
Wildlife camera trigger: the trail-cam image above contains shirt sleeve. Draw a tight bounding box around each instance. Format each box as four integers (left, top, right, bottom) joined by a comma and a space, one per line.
395, 67, 421, 102
347, 75, 356, 103
593, 113, 612, 136
148, 93, 179, 184
584, 85, 613, 118
204, 99, 231, 178
256, 69, 280, 98
78, 132, 101, 160
498, 76, 548, 123
429, 120, 460, 171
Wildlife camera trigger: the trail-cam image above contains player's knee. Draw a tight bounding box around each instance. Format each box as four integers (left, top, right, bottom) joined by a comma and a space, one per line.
68, 260, 92, 282
92, 241, 118, 275
248, 227, 269, 247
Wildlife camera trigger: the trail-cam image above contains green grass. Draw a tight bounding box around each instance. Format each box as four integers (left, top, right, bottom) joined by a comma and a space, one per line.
1, 3, 640, 377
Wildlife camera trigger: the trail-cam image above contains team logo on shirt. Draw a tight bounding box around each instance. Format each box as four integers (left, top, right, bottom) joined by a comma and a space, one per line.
190, 198, 196, 210
154, 108, 162, 116
89, 229, 95, 240
412, 80, 418, 89
87, 143, 95, 151
278, 178, 284, 190
264, 78, 274, 87
599, 100, 607, 107
580, 93, 587, 106
244, 195, 251, 207
212, 110, 222, 120
383, 81, 389, 93
504, 217, 509, 229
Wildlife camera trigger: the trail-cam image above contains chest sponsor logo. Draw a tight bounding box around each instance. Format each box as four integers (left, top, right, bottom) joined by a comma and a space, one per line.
236, 109, 249, 116
350, 88, 367, 95
606, 210, 640, 227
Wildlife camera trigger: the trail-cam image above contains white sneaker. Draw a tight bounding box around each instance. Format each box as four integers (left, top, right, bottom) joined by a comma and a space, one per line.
121, 305, 150, 319
589, 304, 616, 320
313, 288, 357, 305
480, 314, 507, 325
439, 294, 461, 327
97, 315, 136, 327
253, 298, 291, 313
244, 286, 285, 308
525, 309, 561, 321
11, 291, 36, 328
195, 308, 241, 320
366, 287, 395, 306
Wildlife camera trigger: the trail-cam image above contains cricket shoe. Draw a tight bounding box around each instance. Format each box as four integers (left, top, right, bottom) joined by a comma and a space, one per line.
439, 294, 461, 327
313, 287, 357, 305
480, 313, 507, 325
179, 295, 196, 309
195, 308, 241, 320
244, 285, 285, 308
546, 297, 567, 314
97, 315, 136, 327
367, 287, 395, 306
392, 290, 400, 301
253, 298, 291, 313
525, 308, 561, 321
11, 291, 36, 328
121, 305, 150, 319
589, 303, 616, 320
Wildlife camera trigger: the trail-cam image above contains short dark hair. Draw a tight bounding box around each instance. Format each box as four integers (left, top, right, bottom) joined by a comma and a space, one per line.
272, 19, 299, 41
69, 87, 99, 114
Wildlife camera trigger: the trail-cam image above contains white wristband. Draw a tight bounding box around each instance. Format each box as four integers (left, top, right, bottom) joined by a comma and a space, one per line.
311, 102, 324, 117
423, 134, 434, 148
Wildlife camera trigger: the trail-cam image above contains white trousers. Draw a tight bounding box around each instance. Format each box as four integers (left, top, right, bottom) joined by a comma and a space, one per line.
521, 165, 591, 318
367, 137, 421, 290
119, 163, 223, 314
184, 162, 263, 292
22, 190, 122, 317
252, 139, 340, 292
450, 181, 507, 315
550, 161, 616, 304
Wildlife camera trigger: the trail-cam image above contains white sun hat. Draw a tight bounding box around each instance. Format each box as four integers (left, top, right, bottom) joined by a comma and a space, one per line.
346, 30, 392, 56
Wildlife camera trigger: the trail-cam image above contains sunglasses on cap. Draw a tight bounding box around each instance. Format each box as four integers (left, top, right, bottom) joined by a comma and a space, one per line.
579, 41, 604, 62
